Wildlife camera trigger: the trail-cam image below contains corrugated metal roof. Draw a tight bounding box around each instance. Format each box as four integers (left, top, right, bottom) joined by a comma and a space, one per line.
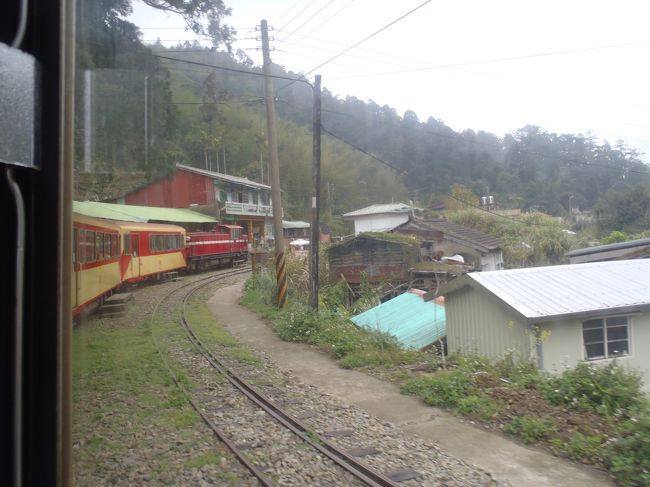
565, 237, 650, 257
351, 290, 446, 349
73, 201, 217, 223
444, 260, 650, 322
176, 163, 271, 190
342, 203, 416, 218
395, 218, 502, 251
283, 220, 310, 229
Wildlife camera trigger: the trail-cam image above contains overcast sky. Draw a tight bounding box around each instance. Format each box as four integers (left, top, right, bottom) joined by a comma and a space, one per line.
132, 0, 650, 161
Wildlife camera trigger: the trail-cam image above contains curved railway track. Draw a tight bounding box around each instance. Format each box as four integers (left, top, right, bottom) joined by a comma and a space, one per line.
150, 267, 403, 487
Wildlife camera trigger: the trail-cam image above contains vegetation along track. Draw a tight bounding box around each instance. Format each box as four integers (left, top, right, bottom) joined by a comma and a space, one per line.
150, 267, 404, 486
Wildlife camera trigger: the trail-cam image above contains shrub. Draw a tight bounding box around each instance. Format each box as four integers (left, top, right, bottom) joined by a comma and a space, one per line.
495, 354, 540, 388
541, 362, 645, 416
550, 432, 605, 464
401, 370, 476, 408
504, 416, 557, 444
275, 303, 323, 344
456, 395, 499, 421
608, 414, 650, 487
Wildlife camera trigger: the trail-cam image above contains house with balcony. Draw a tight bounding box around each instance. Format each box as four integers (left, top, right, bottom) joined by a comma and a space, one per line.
104, 163, 274, 244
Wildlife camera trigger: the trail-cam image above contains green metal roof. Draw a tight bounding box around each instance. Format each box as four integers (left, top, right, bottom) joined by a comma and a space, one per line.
351, 290, 446, 349
73, 201, 217, 223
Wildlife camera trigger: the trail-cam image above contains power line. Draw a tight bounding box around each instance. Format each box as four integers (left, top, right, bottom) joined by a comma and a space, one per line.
329, 40, 650, 80
277, 0, 320, 32
271, 28, 426, 66
273, 38, 419, 68
276, 0, 432, 94
300, 0, 358, 38
152, 54, 313, 84
273, 0, 306, 28
321, 126, 407, 175
278, 0, 337, 44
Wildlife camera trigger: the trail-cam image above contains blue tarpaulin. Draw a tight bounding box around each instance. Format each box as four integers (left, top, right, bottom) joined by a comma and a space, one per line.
351, 290, 446, 349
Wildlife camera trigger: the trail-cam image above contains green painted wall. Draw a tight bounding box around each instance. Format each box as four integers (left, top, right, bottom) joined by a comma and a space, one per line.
446, 287, 533, 362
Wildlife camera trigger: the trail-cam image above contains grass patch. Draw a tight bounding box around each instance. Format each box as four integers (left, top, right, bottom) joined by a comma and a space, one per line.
551, 433, 606, 463
158, 408, 199, 428
186, 452, 221, 469
72, 315, 214, 481
504, 416, 557, 444
185, 298, 260, 366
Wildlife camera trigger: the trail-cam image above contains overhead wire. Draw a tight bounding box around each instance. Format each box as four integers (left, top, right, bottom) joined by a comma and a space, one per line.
321, 126, 407, 175
275, 0, 433, 94
273, 0, 307, 28
329, 40, 650, 80
152, 54, 313, 85
277, 0, 338, 44
277, 0, 321, 32
300, 0, 358, 38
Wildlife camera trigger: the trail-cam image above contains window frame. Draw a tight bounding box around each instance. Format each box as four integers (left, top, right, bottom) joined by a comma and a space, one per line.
582, 315, 632, 361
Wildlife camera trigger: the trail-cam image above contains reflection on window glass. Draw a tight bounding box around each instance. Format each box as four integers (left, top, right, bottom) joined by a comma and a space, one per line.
0, 43, 39, 167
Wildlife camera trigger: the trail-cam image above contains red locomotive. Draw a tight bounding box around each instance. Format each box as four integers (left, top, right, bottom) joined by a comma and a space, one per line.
186, 224, 248, 271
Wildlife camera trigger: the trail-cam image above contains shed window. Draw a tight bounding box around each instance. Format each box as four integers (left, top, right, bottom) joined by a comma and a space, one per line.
582, 317, 630, 360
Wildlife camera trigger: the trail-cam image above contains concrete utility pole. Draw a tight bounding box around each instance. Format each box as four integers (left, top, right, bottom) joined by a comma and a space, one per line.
144, 75, 149, 168
261, 19, 287, 308
309, 75, 322, 310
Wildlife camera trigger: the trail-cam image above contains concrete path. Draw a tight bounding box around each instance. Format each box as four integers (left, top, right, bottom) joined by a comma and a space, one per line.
208, 283, 614, 487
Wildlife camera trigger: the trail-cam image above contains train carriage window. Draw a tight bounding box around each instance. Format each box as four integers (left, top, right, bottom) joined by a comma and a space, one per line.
112, 234, 118, 257
123, 235, 131, 255
95, 232, 104, 261
84, 230, 95, 263
73, 229, 78, 264
104, 234, 112, 260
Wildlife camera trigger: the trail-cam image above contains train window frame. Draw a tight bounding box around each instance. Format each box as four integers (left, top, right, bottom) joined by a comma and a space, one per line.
123, 234, 131, 255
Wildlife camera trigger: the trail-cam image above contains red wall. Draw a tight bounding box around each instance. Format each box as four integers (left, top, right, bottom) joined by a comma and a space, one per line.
122, 169, 215, 208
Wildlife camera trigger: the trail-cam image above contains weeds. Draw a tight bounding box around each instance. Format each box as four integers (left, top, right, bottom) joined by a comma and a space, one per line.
540, 362, 646, 417
504, 416, 557, 444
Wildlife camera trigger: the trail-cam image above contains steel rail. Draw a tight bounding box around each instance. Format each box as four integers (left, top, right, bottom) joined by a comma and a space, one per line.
148, 267, 273, 486
181, 278, 402, 487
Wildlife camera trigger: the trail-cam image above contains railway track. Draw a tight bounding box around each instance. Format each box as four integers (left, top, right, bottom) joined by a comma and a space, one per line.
150, 267, 405, 487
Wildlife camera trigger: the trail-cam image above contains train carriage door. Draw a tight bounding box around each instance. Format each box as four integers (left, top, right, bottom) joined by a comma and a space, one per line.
131, 235, 141, 278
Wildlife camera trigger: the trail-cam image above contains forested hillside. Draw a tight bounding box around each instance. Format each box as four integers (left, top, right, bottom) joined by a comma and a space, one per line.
74, 1, 650, 234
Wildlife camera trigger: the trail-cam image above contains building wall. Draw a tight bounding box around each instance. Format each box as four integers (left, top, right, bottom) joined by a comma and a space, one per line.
122, 170, 215, 208
540, 313, 650, 392
353, 213, 409, 234
479, 250, 504, 271
446, 287, 533, 362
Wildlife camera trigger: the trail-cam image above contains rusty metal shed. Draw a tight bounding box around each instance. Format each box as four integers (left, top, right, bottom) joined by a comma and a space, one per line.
328, 233, 419, 285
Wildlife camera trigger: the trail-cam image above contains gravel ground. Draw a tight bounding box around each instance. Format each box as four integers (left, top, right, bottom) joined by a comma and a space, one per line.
74, 271, 501, 486
188, 284, 502, 487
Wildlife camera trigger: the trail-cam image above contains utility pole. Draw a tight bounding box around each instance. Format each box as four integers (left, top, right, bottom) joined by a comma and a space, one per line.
309, 75, 321, 310
261, 19, 287, 308
144, 75, 149, 168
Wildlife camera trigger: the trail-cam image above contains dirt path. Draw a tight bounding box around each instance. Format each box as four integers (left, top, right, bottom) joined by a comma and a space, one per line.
208, 283, 615, 487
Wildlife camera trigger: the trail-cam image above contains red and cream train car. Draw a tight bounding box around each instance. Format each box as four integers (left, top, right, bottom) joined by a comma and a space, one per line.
113, 221, 187, 283
72, 214, 123, 315
72, 214, 187, 316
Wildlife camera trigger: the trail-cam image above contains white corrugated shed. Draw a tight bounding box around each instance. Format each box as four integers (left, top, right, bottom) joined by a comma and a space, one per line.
445, 259, 650, 321
342, 203, 416, 218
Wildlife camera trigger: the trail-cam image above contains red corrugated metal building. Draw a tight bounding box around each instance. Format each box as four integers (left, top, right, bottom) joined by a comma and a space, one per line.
114, 166, 215, 208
